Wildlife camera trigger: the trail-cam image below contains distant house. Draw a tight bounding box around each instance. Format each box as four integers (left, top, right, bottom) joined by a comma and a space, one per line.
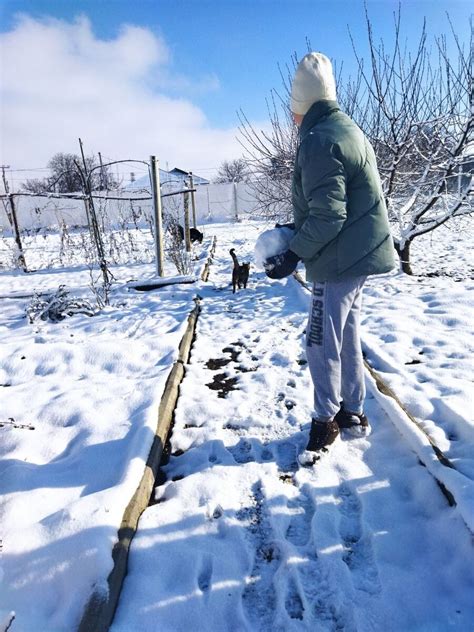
124, 167, 209, 192
168, 168, 210, 186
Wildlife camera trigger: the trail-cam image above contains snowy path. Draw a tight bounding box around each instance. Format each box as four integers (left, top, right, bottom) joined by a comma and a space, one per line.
112, 224, 474, 632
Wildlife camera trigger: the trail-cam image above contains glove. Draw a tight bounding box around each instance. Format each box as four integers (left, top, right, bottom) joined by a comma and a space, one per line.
275, 222, 296, 230
264, 249, 300, 279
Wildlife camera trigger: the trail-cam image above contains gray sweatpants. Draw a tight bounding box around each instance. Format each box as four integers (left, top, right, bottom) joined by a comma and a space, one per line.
305, 276, 366, 421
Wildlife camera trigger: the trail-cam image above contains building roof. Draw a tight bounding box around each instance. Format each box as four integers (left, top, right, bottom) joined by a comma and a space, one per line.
124, 167, 209, 191
169, 168, 209, 185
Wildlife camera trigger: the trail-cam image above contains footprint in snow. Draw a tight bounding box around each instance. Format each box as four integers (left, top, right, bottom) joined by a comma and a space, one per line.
275, 440, 299, 474
292, 549, 353, 630
269, 351, 291, 367
285, 488, 314, 548
240, 483, 279, 631
228, 438, 255, 464
279, 491, 360, 631
197, 554, 214, 594
284, 577, 305, 621
337, 482, 381, 595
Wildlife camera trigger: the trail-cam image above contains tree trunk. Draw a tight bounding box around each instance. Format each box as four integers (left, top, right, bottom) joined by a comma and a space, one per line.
394, 239, 413, 275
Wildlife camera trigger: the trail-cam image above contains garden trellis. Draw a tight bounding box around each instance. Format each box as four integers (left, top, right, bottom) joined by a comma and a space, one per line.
0, 156, 199, 280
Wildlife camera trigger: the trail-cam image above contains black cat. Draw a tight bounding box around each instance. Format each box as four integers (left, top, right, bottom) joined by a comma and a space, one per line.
190, 227, 203, 243
175, 224, 203, 243
230, 248, 250, 293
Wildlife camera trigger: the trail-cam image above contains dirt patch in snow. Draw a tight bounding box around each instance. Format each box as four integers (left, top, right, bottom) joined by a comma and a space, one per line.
205, 373, 239, 398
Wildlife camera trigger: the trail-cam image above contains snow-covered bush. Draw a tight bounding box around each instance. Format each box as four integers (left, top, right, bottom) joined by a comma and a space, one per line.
26, 286, 96, 323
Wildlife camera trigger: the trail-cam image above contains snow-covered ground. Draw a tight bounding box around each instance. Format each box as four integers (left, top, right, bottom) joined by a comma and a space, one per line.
1, 219, 473, 631
0, 243, 210, 631
112, 222, 474, 632
360, 218, 474, 524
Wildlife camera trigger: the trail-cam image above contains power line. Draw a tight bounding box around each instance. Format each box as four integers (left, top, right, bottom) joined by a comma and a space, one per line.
7, 167, 50, 172
3, 163, 230, 173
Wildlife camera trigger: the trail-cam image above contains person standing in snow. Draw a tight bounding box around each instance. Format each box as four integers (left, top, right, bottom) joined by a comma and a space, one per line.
264, 52, 396, 464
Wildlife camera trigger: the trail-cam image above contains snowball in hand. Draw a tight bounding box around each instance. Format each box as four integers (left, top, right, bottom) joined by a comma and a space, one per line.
254, 226, 295, 270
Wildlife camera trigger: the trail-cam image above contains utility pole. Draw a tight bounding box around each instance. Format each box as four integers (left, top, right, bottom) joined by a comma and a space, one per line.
150, 155, 164, 276
1, 165, 27, 271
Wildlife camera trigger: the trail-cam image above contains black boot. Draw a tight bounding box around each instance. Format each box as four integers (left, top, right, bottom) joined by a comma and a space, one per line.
298, 419, 339, 466
334, 408, 370, 436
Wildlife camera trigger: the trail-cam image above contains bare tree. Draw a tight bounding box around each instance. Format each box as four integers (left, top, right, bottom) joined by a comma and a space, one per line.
214, 158, 249, 183
239, 87, 298, 222
238, 11, 473, 273
347, 7, 473, 273
238, 45, 333, 222
22, 152, 118, 194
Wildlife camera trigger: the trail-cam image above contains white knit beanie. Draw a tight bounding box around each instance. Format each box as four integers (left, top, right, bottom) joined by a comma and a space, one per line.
290, 52, 337, 115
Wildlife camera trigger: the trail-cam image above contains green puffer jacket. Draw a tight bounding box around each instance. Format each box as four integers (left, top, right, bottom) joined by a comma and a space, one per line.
289, 100, 396, 282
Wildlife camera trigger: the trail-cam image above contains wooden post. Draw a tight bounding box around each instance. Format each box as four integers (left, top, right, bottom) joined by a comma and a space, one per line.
150, 155, 164, 277
79, 141, 106, 260
78, 139, 111, 303
79, 139, 103, 260
98, 151, 106, 191
189, 172, 197, 229
183, 180, 191, 252
82, 197, 92, 231
1, 165, 27, 271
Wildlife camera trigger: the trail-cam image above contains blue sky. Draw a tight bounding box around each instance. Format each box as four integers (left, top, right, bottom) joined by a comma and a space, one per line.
0, 0, 472, 180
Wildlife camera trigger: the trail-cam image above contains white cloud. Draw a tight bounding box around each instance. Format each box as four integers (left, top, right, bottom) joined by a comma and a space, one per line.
0, 14, 249, 182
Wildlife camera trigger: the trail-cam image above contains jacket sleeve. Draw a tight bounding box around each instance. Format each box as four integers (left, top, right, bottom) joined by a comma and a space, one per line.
289, 134, 347, 260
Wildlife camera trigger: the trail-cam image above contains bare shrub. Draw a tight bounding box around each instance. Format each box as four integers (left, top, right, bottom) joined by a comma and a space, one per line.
26, 285, 96, 323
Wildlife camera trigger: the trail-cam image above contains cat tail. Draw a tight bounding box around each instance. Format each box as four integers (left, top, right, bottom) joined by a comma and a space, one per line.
229, 248, 239, 266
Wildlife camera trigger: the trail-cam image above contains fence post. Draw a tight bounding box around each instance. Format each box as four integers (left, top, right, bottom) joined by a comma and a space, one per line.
233, 181, 239, 221
82, 198, 92, 234
1, 165, 27, 271
150, 155, 164, 277
78, 139, 111, 304
189, 172, 197, 229
183, 179, 191, 252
